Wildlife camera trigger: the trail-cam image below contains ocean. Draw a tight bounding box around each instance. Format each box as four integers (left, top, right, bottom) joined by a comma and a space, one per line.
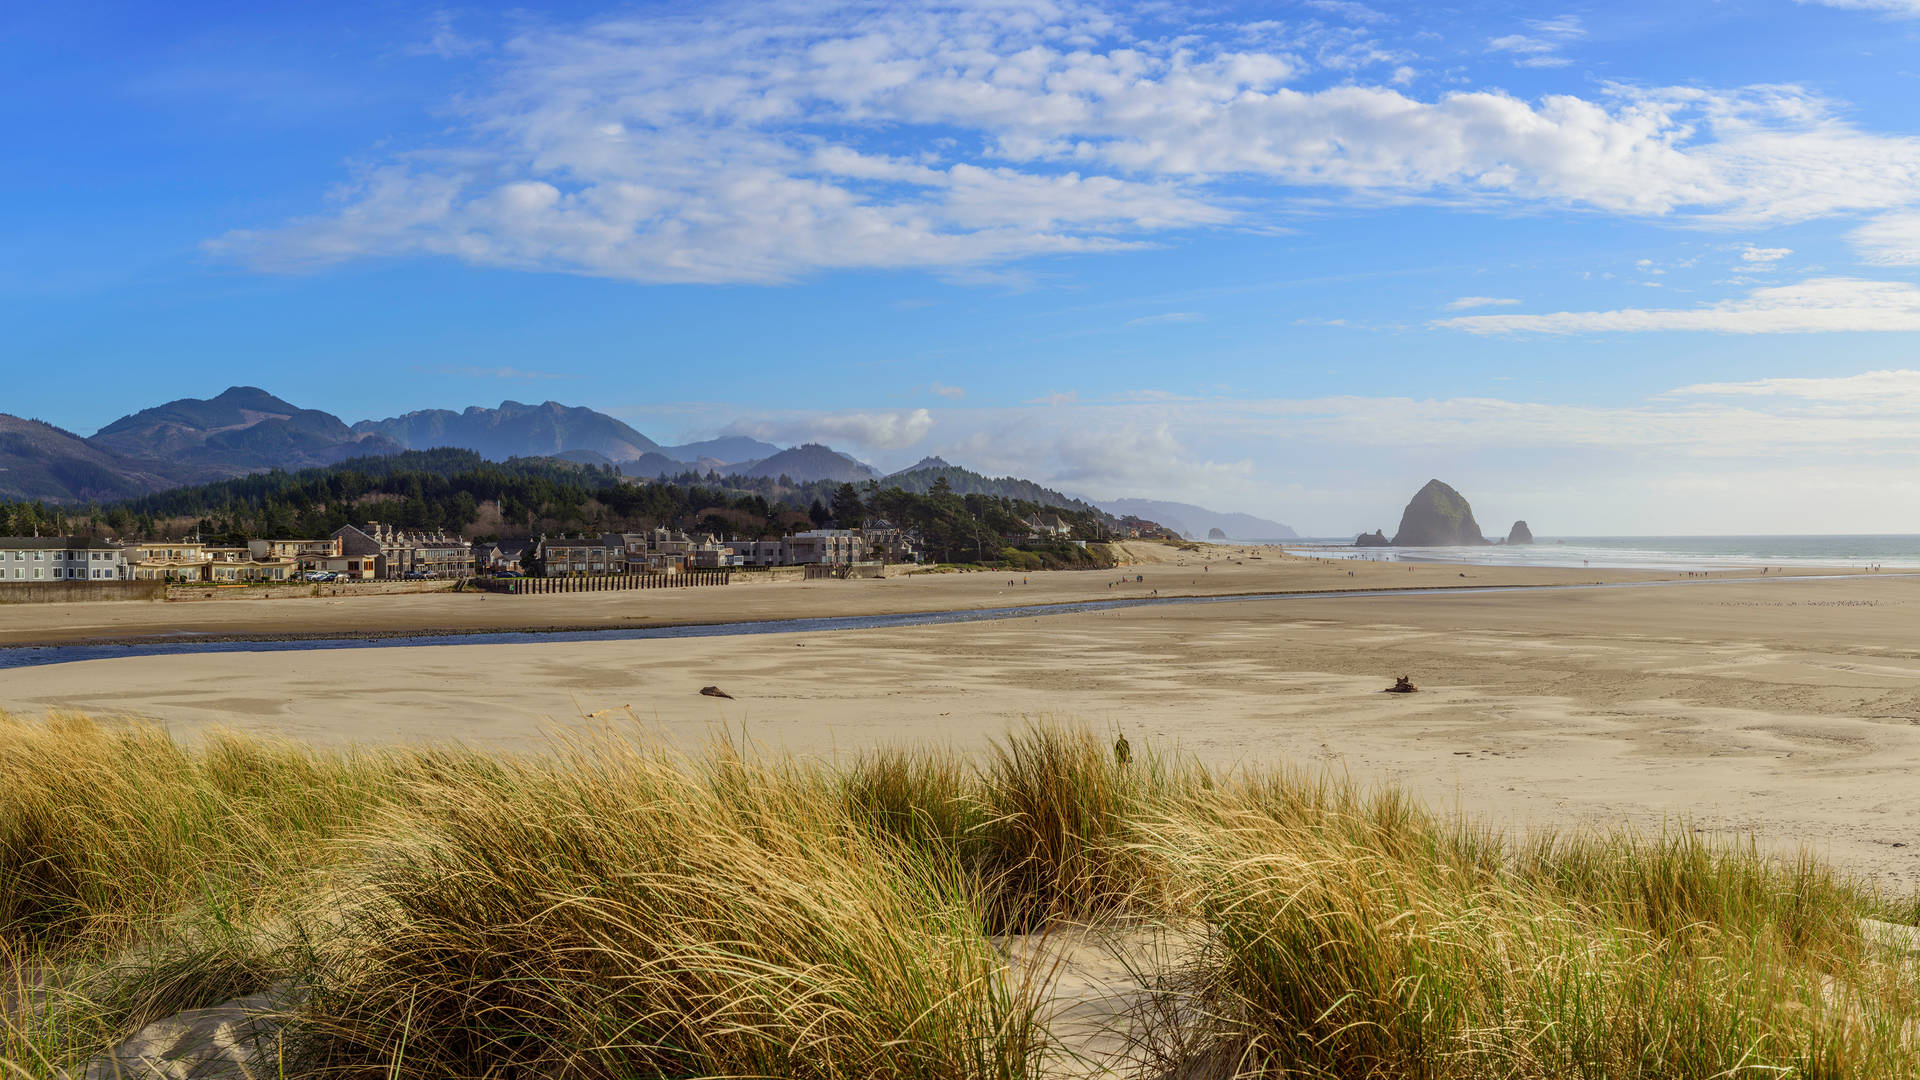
1270, 535, 1920, 572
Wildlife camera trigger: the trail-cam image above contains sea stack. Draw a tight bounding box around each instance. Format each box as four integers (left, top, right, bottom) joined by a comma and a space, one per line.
1207, 527, 1227, 540
1389, 479, 1484, 547
1355, 530, 1390, 547
1507, 520, 1534, 545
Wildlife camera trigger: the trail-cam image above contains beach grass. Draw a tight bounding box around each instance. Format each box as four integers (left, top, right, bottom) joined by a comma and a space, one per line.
3, 712, 1916, 1078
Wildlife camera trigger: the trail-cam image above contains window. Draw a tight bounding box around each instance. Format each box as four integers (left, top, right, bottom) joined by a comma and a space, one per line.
32, 551, 41, 561
32, 569, 42, 579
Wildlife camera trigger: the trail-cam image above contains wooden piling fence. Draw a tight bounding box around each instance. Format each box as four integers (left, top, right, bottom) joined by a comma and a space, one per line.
479, 570, 731, 594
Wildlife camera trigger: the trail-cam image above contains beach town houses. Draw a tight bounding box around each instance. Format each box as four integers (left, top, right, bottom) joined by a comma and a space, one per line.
539, 534, 621, 576
331, 522, 472, 579
203, 546, 294, 583
248, 537, 342, 573
730, 539, 786, 567
783, 529, 865, 565
0, 538, 128, 582
127, 541, 214, 581
476, 541, 530, 574
1025, 514, 1073, 539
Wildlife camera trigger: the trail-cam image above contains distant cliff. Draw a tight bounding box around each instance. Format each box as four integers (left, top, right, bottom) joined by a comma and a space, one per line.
1390, 480, 1484, 547
1507, 520, 1534, 545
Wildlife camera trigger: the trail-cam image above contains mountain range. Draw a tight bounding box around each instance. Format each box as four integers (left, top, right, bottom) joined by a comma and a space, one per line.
0, 386, 1293, 536
1096, 498, 1299, 539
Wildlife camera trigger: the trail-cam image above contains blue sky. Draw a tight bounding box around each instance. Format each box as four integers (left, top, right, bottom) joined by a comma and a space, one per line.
8, 0, 1920, 534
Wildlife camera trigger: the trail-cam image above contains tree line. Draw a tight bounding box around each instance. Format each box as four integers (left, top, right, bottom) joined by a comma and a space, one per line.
1, 450, 1122, 565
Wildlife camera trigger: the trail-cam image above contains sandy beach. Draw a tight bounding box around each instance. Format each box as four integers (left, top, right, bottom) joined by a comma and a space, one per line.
5, 543, 1915, 887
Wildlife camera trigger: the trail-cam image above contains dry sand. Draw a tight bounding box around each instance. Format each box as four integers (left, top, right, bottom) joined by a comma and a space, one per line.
5, 543, 1917, 888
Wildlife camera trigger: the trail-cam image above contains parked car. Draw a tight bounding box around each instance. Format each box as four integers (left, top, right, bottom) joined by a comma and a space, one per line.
302, 571, 337, 582
494, 570, 521, 578
403, 570, 430, 580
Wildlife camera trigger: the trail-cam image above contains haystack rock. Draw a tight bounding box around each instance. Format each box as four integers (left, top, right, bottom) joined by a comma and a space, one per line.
1207, 527, 1227, 539
1354, 530, 1390, 547
1507, 520, 1534, 545
1389, 479, 1484, 547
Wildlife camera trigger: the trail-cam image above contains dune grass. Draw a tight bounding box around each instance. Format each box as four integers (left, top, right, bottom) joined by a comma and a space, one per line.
2, 712, 1916, 1078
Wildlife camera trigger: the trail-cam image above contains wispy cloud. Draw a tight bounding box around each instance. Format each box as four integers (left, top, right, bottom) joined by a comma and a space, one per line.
929, 382, 966, 399
726, 408, 935, 451
204, 2, 1920, 284
1740, 246, 1792, 263
1797, 0, 1920, 16
1851, 212, 1920, 264
1487, 15, 1584, 67
1445, 296, 1521, 310
1436, 277, 1920, 334
1124, 311, 1204, 326
1666, 368, 1920, 404
425, 364, 577, 380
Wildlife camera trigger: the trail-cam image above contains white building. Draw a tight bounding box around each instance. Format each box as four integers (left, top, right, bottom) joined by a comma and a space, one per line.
0, 537, 128, 582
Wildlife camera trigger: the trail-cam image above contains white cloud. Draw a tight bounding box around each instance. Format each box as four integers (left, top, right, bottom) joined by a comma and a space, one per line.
427, 364, 576, 380
1851, 212, 1920, 265
728, 408, 935, 451
206, 3, 1920, 284
1487, 15, 1583, 68
1740, 245, 1791, 263
1026, 391, 1080, 407
1435, 277, 1920, 334
1301, 0, 1389, 23
1797, 0, 1920, 15
660, 365, 1920, 532
1444, 295, 1521, 310
1666, 368, 1920, 405
929, 382, 967, 399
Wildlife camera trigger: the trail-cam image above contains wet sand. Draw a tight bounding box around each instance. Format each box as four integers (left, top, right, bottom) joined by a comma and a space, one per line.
4, 544, 1915, 887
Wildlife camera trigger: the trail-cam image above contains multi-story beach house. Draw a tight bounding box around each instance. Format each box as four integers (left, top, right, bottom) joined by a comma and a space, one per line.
730, 539, 786, 567
248, 537, 342, 572
203, 546, 294, 583
539, 535, 620, 576
332, 522, 472, 578
0, 537, 128, 582
783, 529, 865, 565
126, 541, 214, 581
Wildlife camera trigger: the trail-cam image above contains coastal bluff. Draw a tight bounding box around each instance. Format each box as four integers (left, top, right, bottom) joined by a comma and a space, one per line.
1389, 479, 1484, 547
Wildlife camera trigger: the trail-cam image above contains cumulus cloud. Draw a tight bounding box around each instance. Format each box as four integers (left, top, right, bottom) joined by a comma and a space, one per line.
1444, 296, 1521, 309
1851, 212, 1920, 264
204, 1, 1920, 284
1435, 277, 1920, 334
728, 408, 935, 451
